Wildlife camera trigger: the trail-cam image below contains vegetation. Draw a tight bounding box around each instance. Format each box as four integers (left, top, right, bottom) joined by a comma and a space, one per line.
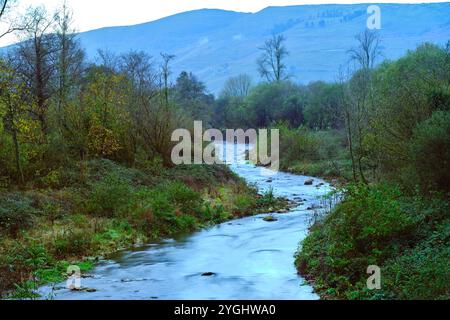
0, 159, 286, 298
296, 184, 448, 300
0, 3, 288, 298
0, 1, 447, 300
214, 30, 449, 299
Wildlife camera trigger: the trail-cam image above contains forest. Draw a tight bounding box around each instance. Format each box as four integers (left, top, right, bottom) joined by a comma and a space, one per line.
0, 1, 448, 300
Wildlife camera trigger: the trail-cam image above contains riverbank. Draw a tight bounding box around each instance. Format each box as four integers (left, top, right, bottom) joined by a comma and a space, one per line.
288, 162, 449, 300
295, 182, 449, 300
0, 159, 288, 299
36, 159, 329, 300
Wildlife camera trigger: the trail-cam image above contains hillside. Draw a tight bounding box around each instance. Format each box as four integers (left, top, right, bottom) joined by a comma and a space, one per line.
76, 3, 450, 93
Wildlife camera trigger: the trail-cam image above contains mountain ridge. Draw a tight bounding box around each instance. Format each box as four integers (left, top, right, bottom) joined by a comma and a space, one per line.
7, 3, 450, 93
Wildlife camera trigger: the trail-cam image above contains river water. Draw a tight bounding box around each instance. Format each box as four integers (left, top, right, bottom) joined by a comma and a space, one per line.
38, 145, 331, 300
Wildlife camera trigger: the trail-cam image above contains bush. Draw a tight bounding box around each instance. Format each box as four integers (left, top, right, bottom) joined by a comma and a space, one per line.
53, 230, 93, 259
257, 187, 276, 208
379, 236, 449, 300
86, 173, 133, 217
162, 181, 203, 216
410, 111, 450, 192
233, 194, 256, 215
0, 193, 39, 237
296, 183, 421, 298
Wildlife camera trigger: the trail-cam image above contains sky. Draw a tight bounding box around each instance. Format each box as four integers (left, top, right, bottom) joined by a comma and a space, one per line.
1, 0, 445, 45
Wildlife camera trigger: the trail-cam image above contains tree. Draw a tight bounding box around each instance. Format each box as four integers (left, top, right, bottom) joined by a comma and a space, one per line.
348, 30, 382, 70
245, 81, 301, 128
220, 74, 253, 98
342, 30, 382, 183
14, 6, 58, 137
160, 53, 175, 106
0, 0, 7, 19
0, 0, 21, 39
368, 43, 449, 184
174, 71, 213, 122
54, 1, 85, 127
257, 34, 289, 82
304, 82, 343, 130
0, 60, 30, 183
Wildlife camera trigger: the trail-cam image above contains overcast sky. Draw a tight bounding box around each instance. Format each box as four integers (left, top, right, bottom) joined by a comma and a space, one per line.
1, 0, 443, 45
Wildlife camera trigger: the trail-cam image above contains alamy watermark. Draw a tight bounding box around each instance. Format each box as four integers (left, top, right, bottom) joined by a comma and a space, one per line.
66, 265, 81, 290
367, 265, 381, 290
171, 121, 279, 176
367, 5, 382, 30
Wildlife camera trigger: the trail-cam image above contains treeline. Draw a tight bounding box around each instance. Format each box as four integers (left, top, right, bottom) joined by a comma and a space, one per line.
214, 36, 450, 194
0, 4, 220, 188
0, 3, 287, 297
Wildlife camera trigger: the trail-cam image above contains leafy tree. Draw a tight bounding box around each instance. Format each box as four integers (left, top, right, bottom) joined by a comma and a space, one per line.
174, 71, 214, 123
0, 60, 33, 183
304, 82, 343, 130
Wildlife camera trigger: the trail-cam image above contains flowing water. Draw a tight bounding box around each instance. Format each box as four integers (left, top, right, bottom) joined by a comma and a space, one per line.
38, 145, 331, 300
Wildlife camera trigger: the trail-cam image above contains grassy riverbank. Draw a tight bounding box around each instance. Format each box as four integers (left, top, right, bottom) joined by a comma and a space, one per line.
282, 128, 449, 300
0, 159, 287, 299
295, 183, 449, 300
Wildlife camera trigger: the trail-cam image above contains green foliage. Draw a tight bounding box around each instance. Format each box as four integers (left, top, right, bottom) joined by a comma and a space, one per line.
409, 111, 450, 192
233, 194, 257, 215
53, 230, 93, 259
159, 181, 203, 216
0, 193, 39, 237
257, 187, 276, 207
304, 82, 343, 130
379, 231, 449, 300
296, 184, 449, 300
86, 173, 133, 217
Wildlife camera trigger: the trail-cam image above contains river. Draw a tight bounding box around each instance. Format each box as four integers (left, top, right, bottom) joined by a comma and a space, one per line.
38, 145, 331, 300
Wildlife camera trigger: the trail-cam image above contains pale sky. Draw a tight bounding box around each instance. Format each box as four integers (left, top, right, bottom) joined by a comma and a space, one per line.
1, 0, 444, 45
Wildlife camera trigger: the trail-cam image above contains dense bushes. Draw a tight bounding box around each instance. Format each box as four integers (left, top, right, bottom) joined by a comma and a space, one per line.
296, 183, 449, 300
0, 193, 39, 236
87, 173, 134, 217
276, 124, 350, 180
409, 111, 450, 192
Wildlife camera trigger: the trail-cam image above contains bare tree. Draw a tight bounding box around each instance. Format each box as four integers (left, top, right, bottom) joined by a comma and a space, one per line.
0, 0, 22, 39
0, 0, 8, 19
220, 74, 253, 98
160, 53, 175, 106
342, 30, 382, 184
257, 34, 289, 82
14, 6, 58, 136
120, 51, 157, 94
96, 49, 119, 73
348, 30, 381, 70
54, 1, 85, 124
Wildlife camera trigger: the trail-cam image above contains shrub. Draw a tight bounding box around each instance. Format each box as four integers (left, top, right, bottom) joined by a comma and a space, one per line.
379, 239, 449, 300
410, 111, 450, 192
0, 193, 39, 237
233, 194, 256, 215
162, 181, 203, 216
257, 187, 276, 208
53, 230, 93, 258
86, 173, 133, 217
296, 183, 420, 297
